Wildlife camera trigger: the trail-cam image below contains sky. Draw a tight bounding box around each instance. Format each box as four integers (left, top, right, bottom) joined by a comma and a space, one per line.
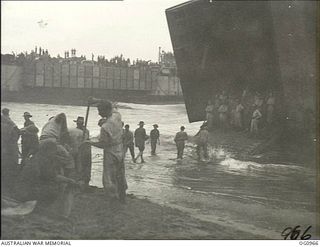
1, 0, 187, 62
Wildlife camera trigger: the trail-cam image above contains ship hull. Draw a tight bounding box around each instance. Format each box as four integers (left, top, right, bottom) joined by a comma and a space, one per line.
166, 0, 317, 127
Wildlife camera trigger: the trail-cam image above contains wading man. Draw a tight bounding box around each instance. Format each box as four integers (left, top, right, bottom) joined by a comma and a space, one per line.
195, 123, 209, 161
174, 126, 188, 159
86, 99, 127, 202
150, 124, 160, 155
123, 124, 135, 162
134, 121, 148, 163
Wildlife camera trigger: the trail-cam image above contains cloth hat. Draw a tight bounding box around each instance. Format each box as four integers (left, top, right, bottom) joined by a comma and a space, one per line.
73, 116, 84, 122
153, 124, 158, 128
138, 121, 145, 125
23, 112, 32, 117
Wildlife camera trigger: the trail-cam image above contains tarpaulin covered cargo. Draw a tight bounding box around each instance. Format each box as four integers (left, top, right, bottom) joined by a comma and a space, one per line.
61, 64, 69, 76
85, 77, 92, 88
93, 66, 100, 77
25, 74, 35, 87
99, 77, 107, 89
100, 66, 107, 78
1, 65, 23, 91
151, 71, 158, 90
84, 66, 93, 77
36, 62, 44, 75
53, 64, 61, 88
114, 79, 121, 89
106, 67, 113, 79
127, 68, 134, 89
133, 69, 140, 90
44, 63, 53, 87
78, 65, 85, 77
120, 68, 127, 89
70, 65, 77, 77
139, 68, 146, 90
61, 76, 69, 88
78, 77, 85, 88
93, 78, 99, 89
107, 78, 113, 89
146, 70, 152, 90
70, 77, 77, 88
35, 75, 44, 87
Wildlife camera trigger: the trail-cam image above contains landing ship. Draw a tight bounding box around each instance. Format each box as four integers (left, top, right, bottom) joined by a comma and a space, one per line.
166, 0, 317, 130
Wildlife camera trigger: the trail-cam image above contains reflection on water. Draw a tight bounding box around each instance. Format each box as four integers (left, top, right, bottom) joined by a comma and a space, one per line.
2, 102, 317, 223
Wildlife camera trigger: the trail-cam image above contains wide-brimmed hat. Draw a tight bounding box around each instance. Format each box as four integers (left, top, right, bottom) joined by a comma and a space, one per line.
73, 116, 84, 123
138, 121, 145, 125
153, 124, 158, 128
23, 112, 32, 118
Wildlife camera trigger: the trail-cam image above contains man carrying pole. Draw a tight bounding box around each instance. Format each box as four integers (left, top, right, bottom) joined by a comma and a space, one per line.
84, 97, 127, 203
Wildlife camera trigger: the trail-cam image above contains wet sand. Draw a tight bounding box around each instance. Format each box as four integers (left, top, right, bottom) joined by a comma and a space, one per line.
1, 189, 262, 240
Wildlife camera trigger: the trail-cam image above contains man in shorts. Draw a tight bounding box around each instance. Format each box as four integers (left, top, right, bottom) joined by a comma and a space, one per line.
134, 121, 148, 163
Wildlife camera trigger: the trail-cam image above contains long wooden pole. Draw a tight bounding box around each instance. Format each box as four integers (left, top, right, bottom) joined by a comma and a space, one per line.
82, 103, 90, 140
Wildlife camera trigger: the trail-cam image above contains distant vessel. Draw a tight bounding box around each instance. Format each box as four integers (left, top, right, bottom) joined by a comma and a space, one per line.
166, 0, 317, 129
1, 50, 183, 105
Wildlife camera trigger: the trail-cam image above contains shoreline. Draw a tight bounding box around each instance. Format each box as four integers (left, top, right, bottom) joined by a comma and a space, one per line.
1, 188, 263, 240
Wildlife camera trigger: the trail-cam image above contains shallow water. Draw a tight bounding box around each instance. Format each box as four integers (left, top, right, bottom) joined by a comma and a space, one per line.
2, 102, 317, 236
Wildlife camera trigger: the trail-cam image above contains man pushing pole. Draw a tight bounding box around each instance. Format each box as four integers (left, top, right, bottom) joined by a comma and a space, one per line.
84, 97, 127, 203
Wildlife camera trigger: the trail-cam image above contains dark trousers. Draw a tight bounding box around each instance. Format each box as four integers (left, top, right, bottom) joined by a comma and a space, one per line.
196, 143, 208, 160
21, 138, 39, 164
176, 141, 185, 159
151, 139, 157, 155
124, 144, 135, 159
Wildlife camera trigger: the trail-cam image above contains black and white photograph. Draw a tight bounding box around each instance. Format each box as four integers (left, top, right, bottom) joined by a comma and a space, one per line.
1, 0, 319, 242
